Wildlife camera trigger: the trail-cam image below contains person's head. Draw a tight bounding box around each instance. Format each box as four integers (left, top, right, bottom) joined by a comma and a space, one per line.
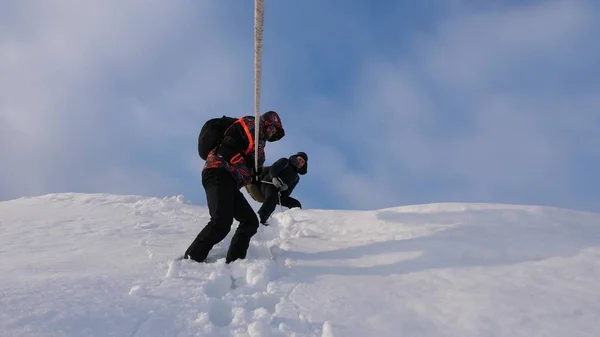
260, 110, 285, 142
289, 151, 308, 175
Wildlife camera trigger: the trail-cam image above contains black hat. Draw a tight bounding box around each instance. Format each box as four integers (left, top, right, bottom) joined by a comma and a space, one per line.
291, 152, 308, 175
296, 152, 308, 162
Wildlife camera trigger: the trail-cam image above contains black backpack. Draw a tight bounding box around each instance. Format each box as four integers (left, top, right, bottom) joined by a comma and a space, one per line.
197, 115, 238, 160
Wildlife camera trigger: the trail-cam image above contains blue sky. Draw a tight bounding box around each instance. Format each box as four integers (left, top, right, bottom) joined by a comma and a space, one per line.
1, 0, 599, 213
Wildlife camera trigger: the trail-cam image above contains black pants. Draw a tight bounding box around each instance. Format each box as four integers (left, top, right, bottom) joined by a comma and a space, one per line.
257, 184, 302, 223
185, 168, 259, 263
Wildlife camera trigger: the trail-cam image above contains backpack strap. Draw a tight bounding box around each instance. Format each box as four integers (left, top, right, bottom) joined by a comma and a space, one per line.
229, 118, 255, 164
238, 118, 254, 155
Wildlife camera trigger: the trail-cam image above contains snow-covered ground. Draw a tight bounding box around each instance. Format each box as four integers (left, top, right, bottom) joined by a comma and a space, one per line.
1, 193, 599, 336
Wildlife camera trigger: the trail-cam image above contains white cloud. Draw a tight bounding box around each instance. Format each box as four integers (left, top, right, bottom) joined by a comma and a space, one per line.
1, 0, 598, 213
307, 0, 600, 210
0, 1, 250, 200
419, 0, 592, 90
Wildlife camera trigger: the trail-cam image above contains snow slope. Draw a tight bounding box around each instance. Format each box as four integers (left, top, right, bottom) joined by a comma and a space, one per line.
1, 193, 600, 336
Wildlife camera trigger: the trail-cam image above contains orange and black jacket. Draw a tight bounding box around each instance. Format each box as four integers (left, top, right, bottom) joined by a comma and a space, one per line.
203, 116, 271, 188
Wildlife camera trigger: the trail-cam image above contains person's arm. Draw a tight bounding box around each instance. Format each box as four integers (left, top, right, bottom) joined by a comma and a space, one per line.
269, 158, 289, 178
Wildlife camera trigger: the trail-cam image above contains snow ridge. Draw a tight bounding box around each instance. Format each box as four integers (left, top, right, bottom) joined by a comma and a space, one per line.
1, 193, 600, 337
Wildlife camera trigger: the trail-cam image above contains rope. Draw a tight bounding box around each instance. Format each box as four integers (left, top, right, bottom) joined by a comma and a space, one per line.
254, 0, 265, 175
277, 191, 284, 212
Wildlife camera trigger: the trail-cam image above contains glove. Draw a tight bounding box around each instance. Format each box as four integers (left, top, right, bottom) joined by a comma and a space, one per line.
272, 177, 287, 191
272, 177, 283, 188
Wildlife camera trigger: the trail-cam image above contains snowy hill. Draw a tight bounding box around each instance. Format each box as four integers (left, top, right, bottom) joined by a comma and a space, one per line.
1, 193, 600, 337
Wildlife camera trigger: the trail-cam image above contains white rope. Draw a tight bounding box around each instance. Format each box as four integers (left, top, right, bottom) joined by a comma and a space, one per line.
254, 0, 265, 174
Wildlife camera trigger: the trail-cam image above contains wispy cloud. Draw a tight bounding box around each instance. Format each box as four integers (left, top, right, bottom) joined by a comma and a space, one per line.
0, 1, 251, 199
1, 0, 599, 214
298, 0, 600, 211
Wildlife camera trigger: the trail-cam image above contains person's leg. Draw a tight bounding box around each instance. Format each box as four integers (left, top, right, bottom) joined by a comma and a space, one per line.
280, 195, 301, 209
257, 184, 280, 224
184, 169, 236, 262
226, 191, 260, 263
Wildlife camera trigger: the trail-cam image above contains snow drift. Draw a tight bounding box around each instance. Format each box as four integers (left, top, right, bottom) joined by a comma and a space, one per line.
1, 193, 599, 336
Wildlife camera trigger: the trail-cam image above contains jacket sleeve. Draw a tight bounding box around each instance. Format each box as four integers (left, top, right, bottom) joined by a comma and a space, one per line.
283, 177, 299, 196
269, 158, 289, 178
257, 142, 265, 170
219, 121, 248, 161
224, 117, 263, 173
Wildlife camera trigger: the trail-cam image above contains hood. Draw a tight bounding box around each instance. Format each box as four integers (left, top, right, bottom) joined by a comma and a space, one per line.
260, 110, 285, 142
289, 152, 308, 175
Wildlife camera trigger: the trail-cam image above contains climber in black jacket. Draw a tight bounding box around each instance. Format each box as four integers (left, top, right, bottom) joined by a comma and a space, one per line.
257, 152, 308, 225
